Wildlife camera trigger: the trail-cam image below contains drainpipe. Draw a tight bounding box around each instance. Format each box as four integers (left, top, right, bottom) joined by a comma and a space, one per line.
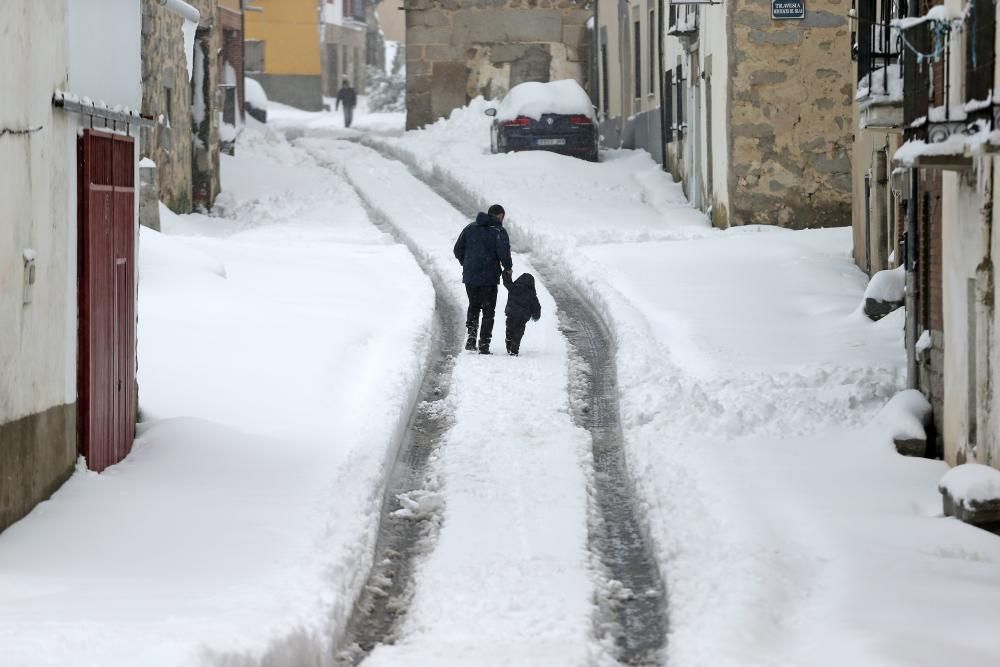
864, 170, 872, 275
156, 0, 200, 23
905, 167, 919, 390
904, 0, 919, 391
657, 0, 667, 170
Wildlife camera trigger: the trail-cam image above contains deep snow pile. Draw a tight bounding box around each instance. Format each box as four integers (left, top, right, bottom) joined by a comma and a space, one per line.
0, 128, 434, 666
367, 103, 1000, 666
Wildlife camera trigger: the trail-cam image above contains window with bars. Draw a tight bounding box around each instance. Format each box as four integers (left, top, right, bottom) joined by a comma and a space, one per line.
649, 9, 656, 94
634, 20, 642, 99
664, 69, 674, 143
601, 42, 610, 114
676, 63, 684, 133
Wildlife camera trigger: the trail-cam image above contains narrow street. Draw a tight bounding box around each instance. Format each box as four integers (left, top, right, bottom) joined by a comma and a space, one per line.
7, 0, 1000, 664
4, 100, 1000, 667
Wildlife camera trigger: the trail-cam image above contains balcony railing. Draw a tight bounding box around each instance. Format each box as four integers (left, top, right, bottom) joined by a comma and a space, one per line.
855, 0, 905, 128
667, 4, 698, 37
896, 3, 996, 168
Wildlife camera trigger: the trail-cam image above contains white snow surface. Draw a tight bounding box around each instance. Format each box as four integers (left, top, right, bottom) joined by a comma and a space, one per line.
244, 77, 268, 108
494, 80, 596, 122
299, 137, 600, 665
0, 128, 435, 666
940, 464, 1000, 508
359, 100, 1000, 666
865, 264, 905, 303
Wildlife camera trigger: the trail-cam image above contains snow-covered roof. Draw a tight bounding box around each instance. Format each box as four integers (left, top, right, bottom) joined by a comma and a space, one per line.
495, 80, 595, 122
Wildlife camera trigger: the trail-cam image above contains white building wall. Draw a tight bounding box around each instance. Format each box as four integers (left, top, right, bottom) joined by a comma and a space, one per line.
662, 2, 729, 221
68, 0, 143, 111
0, 0, 75, 423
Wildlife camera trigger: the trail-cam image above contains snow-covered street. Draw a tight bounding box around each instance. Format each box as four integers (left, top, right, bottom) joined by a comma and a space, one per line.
2, 100, 1000, 667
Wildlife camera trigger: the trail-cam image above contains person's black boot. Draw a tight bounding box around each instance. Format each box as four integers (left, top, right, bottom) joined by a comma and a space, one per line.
479, 339, 491, 355
465, 335, 477, 351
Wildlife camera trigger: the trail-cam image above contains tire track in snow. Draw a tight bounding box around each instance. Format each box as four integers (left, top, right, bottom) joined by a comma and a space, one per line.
355, 137, 669, 665
328, 173, 462, 665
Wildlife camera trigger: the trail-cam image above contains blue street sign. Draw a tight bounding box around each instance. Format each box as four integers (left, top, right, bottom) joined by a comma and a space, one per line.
772, 0, 805, 19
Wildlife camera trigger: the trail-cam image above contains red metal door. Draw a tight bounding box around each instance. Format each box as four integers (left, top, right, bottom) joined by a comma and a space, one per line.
78, 130, 136, 472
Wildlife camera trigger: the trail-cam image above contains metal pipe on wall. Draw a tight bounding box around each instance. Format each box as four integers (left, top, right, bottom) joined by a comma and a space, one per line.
156, 0, 200, 24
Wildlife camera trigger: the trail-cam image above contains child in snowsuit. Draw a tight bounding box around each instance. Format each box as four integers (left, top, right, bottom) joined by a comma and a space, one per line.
502, 271, 541, 356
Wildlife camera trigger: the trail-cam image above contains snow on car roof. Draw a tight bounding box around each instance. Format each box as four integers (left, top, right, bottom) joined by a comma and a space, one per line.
495, 80, 596, 122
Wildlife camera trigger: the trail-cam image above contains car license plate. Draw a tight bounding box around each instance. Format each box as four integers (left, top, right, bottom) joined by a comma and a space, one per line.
536, 138, 566, 146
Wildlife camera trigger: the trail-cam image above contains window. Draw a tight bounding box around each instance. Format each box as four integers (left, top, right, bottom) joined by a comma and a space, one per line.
634, 20, 642, 99
601, 43, 610, 114
164, 87, 172, 127
649, 9, 656, 94
676, 63, 684, 132
245, 40, 265, 72
664, 69, 674, 143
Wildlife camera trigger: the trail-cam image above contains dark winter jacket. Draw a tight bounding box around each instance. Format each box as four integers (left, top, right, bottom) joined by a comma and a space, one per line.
503, 272, 541, 323
453, 212, 513, 287
336, 86, 357, 109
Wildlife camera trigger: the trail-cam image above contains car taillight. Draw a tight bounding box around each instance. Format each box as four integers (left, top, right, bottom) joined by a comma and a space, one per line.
569, 115, 593, 125
503, 116, 532, 127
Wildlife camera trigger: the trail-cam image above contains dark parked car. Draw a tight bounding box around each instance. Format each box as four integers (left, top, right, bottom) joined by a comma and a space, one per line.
485, 81, 599, 162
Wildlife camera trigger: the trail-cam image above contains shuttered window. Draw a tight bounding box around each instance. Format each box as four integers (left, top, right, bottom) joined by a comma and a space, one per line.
664, 69, 674, 143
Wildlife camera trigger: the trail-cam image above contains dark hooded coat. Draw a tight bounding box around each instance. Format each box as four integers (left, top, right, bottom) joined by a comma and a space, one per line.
503, 272, 541, 323
453, 212, 513, 287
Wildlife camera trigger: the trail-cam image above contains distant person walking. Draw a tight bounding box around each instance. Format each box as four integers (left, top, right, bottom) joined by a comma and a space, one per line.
335, 79, 357, 128
453, 204, 513, 355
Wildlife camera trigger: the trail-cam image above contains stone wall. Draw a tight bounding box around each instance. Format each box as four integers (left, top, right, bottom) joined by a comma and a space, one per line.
727, 0, 853, 228
140, 0, 194, 213
404, 0, 593, 129
191, 0, 222, 209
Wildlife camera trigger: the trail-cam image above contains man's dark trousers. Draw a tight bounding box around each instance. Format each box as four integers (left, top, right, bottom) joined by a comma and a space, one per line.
505, 316, 527, 355
466, 285, 498, 347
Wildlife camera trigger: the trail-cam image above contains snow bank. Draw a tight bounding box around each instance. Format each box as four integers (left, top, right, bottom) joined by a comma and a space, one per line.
0, 128, 435, 666
495, 79, 596, 122
870, 388, 932, 444
865, 265, 905, 303
940, 464, 1000, 509
244, 76, 268, 108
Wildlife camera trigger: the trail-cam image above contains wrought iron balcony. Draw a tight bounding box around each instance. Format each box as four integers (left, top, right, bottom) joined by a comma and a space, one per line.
667, 4, 698, 38
896, 5, 995, 170
855, 0, 904, 129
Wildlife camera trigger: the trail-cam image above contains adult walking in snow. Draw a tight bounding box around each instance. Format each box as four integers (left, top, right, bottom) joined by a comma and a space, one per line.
453, 204, 513, 355
335, 79, 357, 128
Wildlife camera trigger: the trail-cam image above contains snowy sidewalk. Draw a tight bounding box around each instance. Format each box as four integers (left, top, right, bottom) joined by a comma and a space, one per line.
301, 138, 599, 664
0, 129, 433, 666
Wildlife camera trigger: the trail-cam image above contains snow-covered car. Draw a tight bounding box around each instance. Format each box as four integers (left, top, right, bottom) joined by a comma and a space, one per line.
486, 80, 599, 162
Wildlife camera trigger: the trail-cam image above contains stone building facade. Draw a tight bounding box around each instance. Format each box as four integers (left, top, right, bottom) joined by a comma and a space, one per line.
141, 0, 195, 213
141, 0, 230, 213
652, 0, 854, 229
404, 0, 593, 129
191, 0, 223, 209
322, 0, 370, 98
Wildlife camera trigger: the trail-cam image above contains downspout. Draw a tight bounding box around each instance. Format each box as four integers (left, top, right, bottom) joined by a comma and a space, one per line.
657, 0, 667, 169
904, 0, 919, 391
618, 0, 631, 148
156, 0, 200, 23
